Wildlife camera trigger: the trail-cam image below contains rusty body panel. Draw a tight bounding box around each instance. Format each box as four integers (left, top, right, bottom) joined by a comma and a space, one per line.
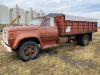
53, 15, 97, 36
3, 26, 42, 49
41, 26, 59, 49
3, 25, 58, 50
65, 20, 97, 35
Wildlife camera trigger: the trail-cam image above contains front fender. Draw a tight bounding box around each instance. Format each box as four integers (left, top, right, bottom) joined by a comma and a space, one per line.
12, 33, 41, 49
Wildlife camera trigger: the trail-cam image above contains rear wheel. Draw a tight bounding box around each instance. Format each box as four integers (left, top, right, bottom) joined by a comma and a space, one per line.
81, 35, 89, 46
77, 35, 81, 45
17, 41, 39, 61
77, 34, 89, 46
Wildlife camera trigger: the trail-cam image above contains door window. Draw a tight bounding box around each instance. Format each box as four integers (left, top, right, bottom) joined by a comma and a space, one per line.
50, 18, 55, 26
43, 18, 50, 27
42, 17, 55, 27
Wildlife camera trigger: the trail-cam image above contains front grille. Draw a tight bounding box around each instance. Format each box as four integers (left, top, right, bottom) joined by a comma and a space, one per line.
4, 30, 6, 34
2, 30, 8, 44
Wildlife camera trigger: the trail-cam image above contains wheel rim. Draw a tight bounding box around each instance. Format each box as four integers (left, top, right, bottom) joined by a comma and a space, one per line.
24, 45, 36, 58
83, 36, 89, 45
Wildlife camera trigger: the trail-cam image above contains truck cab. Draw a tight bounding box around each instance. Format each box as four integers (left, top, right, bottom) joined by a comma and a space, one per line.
1, 15, 61, 61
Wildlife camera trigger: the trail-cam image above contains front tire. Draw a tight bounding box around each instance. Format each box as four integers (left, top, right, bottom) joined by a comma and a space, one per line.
17, 41, 39, 61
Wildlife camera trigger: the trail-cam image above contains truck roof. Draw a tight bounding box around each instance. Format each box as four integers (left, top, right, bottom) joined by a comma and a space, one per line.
46, 13, 65, 17
47, 13, 97, 22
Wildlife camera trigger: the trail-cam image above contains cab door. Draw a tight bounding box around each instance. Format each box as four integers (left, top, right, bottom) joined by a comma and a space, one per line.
41, 17, 59, 42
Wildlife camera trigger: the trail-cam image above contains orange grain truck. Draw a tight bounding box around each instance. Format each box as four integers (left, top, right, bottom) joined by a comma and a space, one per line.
1, 13, 97, 61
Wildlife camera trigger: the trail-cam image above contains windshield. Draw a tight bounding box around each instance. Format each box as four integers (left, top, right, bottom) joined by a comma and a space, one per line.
29, 18, 42, 26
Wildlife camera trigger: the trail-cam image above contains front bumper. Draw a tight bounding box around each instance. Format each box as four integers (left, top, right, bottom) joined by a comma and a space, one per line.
1, 40, 12, 52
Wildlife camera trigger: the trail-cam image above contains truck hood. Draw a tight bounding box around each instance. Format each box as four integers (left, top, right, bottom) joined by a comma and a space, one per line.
3, 26, 40, 32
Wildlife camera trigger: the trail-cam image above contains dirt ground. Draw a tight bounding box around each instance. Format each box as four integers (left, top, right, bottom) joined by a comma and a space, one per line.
0, 29, 100, 75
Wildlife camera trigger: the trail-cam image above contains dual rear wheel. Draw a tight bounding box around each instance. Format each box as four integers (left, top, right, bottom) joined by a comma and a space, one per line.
77, 34, 89, 46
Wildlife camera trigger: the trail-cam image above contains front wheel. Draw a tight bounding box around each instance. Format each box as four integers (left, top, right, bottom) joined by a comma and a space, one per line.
17, 41, 39, 61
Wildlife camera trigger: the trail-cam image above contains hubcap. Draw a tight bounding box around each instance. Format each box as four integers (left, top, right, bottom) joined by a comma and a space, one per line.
24, 45, 36, 58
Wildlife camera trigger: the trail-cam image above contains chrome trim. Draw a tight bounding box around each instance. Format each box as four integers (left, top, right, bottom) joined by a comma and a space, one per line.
2, 30, 8, 44
1, 40, 12, 52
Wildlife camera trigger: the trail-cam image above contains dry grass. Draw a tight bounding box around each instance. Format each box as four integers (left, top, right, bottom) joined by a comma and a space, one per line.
0, 28, 100, 75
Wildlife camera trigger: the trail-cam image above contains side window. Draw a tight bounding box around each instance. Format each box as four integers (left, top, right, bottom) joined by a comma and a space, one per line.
43, 18, 50, 27
50, 18, 55, 26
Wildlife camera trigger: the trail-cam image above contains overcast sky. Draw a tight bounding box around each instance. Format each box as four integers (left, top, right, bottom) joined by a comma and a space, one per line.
0, 0, 100, 26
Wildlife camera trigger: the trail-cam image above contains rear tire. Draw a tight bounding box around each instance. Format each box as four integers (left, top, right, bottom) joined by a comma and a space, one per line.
77, 34, 89, 46
81, 35, 89, 46
77, 35, 81, 45
17, 41, 39, 61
